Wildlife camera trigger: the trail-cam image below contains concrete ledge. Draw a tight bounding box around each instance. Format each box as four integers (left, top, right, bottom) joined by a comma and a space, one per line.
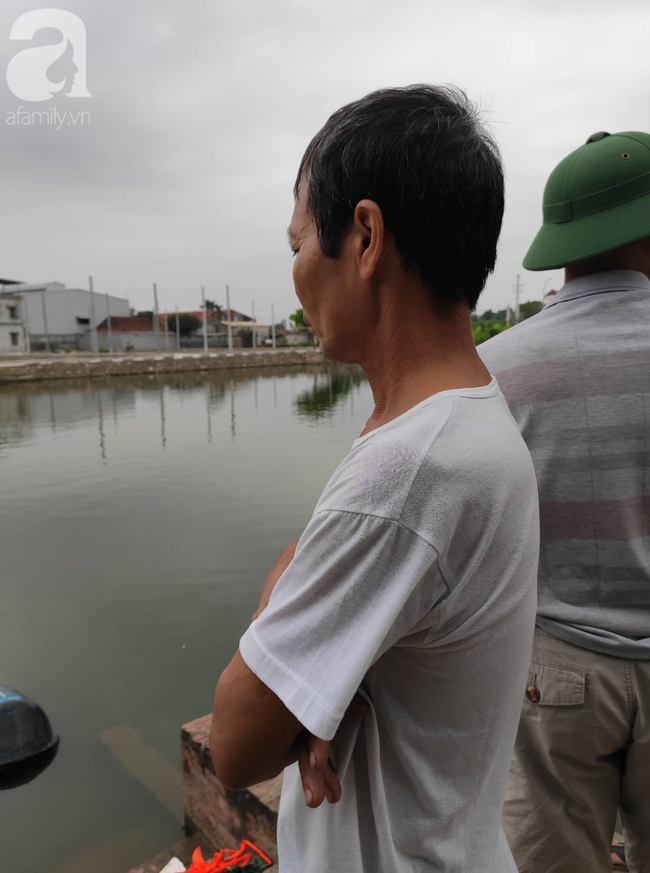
181, 714, 281, 869
0, 348, 324, 384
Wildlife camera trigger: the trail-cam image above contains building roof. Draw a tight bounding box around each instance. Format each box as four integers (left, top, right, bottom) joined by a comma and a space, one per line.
0, 278, 23, 286
160, 310, 220, 323
221, 308, 251, 321
97, 316, 154, 332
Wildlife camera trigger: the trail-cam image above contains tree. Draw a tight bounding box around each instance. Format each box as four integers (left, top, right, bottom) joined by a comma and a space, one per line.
167, 313, 201, 337
520, 301, 543, 320
289, 308, 309, 331
472, 319, 510, 346
137, 310, 154, 319
237, 327, 253, 348
204, 300, 223, 320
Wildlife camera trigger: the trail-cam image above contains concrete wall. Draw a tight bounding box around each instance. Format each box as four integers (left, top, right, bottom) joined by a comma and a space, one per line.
0, 347, 325, 383
78, 332, 245, 352
79, 331, 161, 352
283, 332, 315, 346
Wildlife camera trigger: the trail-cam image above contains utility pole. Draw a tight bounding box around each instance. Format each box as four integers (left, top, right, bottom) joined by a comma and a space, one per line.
153, 283, 161, 352
175, 306, 181, 351
41, 292, 50, 353
225, 284, 233, 350
251, 300, 256, 348
505, 304, 511, 326
105, 291, 112, 353
513, 273, 524, 324
201, 286, 209, 355
89, 275, 99, 354
271, 303, 276, 349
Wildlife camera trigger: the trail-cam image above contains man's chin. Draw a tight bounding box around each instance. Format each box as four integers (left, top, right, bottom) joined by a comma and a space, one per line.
319, 336, 358, 365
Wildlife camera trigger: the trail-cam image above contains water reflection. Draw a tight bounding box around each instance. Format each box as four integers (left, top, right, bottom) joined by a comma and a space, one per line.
294, 368, 367, 421
230, 379, 236, 441
159, 387, 167, 451
206, 386, 212, 444
0, 364, 367, 461
97, 390, 106, 462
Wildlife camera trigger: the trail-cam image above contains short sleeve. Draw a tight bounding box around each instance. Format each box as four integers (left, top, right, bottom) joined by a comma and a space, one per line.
238, 509, 446, 740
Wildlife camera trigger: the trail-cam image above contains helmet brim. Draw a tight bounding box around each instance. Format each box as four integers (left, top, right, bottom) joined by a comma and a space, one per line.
523, 190, 650, 271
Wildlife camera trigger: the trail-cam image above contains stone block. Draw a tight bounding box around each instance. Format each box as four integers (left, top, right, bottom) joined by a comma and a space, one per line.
181, 714, 282, 867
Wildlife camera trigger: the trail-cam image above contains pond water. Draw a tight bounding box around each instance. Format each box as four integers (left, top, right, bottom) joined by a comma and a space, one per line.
0, 363, 372, 873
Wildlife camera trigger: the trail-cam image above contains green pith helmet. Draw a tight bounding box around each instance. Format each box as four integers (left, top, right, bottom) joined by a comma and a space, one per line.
524, 130, 650, 271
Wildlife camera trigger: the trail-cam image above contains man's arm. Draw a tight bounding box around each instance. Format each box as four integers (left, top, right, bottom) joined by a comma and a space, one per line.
210, 649, 344, 807
210, 539, 343, 804
210, 541, 301, 790
210, 649, 305, 790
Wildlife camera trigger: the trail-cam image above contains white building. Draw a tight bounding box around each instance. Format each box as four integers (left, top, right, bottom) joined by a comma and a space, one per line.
0, 293, 26, 353
4, 281, 131, 350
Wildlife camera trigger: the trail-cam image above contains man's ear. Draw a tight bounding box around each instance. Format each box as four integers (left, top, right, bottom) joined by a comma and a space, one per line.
353, 200, 385, 282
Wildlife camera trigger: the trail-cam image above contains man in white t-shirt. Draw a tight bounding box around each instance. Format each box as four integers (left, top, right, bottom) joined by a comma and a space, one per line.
210, 85, 539, 872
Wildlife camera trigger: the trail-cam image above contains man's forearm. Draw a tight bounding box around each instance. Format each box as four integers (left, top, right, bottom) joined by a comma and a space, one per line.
210, 650, 306, 791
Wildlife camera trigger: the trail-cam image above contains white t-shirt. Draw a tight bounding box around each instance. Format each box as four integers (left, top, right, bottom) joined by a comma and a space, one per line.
239, 378, 539, 873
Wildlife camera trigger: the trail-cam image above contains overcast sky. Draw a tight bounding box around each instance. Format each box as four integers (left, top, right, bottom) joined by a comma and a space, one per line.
1, 0, 649, 322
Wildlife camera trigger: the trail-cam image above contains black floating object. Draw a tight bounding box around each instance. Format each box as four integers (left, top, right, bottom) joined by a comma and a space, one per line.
0, 685, 59, 772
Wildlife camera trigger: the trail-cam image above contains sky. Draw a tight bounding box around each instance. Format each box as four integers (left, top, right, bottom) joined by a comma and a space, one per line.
1, 0, 649, 322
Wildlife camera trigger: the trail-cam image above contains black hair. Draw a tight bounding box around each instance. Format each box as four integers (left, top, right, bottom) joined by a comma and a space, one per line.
294, 84, 504, 310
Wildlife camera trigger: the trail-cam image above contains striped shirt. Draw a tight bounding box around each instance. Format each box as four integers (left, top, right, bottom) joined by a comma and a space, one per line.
479, 270, 650, 659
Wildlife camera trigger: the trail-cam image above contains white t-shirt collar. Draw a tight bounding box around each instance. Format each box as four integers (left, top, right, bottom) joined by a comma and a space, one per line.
352, 376, 500, 448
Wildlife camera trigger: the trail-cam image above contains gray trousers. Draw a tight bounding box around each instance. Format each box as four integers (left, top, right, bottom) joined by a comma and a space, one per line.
503, 626, 650, 873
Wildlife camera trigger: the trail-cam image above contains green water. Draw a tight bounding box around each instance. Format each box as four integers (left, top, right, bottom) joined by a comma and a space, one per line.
0, 364, 371, 873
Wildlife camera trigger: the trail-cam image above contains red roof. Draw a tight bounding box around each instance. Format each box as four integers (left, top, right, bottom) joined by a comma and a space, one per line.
97, 316, 153, 332
159, 310, 219, 324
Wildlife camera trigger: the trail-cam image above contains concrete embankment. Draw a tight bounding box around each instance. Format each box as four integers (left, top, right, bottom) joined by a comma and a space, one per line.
0, 348, 324, 384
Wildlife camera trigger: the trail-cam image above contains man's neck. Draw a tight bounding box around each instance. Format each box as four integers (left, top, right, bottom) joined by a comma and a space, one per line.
564, 246, 650, 283
357, 304, 491, 437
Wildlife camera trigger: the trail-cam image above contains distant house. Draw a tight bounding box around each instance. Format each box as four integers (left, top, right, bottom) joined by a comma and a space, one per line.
0, 291, 26, 353
92, 315, 159, 352
3, 281, 130, 350
221, 308, 252, 323
274, 328, 314, 346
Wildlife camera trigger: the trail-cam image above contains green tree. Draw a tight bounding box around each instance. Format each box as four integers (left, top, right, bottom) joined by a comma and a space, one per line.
472, 319, 511, 346
238, 327, 253, 348
520, 300, 543, 320
204, 300, 223, 320
167, 314, 201, 337
289, 308, 309, 331
137, 310, 154, 319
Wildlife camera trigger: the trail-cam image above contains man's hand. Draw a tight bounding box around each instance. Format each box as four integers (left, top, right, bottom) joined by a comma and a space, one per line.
252, 539, 300, 622
298, 732, 341, 807
298, 694, 369, 808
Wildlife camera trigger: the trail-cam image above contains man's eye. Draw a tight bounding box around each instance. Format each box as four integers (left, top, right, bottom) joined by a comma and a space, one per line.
291, 249, 299, 257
